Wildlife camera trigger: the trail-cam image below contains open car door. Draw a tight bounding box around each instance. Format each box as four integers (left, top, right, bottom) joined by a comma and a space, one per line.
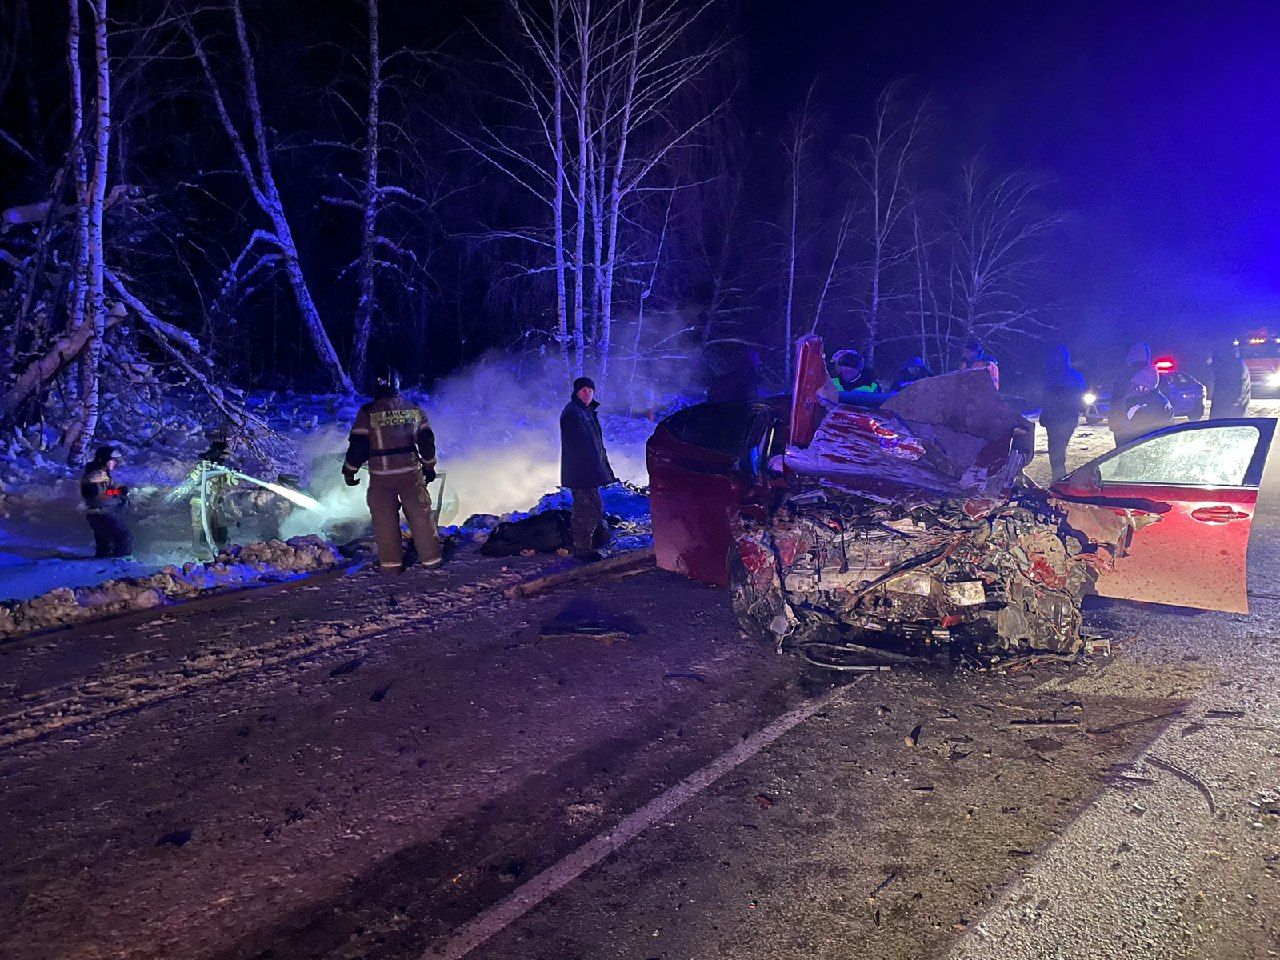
1051, 418, 1276, 613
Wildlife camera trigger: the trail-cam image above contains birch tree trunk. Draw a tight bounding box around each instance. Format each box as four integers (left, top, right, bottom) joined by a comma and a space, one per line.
230, 0, 351, 393
550, 0, 571, 374
846, 82, 926, 370
69, 0, 110, 465
66, 0, 89, 370
351, 0, 381, 388
569, 0, 591, 376
188, 1, 353, 393
781, 91, 812, 381
597, 0, 644, 389
629, 190, 673, 393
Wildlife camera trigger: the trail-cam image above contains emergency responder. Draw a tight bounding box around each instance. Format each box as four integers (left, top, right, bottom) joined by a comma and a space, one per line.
342, 371, 443, 574
817, 348, 882, 404
1109, 341, 1172, 447
1210, 342, 1251, 419
892, 356, 933, 391
81, 444, 132, 558
560, 376, 617, 563
186, 439, 237, 552
1040, 345, 1086, 479
959, 337, 1000, 389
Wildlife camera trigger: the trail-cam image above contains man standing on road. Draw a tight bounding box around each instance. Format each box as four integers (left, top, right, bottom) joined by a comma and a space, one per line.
560, 376, 617, 563
342, 371, 443, 575
1039, 345, 1086, 480
81, 445, 132, 558
1210, 342, 1251, 419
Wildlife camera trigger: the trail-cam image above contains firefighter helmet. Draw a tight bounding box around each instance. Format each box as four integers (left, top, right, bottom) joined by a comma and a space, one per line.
373, 369, 402, 397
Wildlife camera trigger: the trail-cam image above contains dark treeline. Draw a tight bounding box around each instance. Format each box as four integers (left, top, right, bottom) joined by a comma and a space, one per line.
0, 0, 1060, 463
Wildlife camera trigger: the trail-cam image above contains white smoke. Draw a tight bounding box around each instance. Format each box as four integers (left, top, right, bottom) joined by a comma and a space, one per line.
280, 348, 665, 539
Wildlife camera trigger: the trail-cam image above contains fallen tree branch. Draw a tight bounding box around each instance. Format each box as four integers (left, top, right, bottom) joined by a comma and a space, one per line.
506, 548, 656, 599
0, 307, 125, 422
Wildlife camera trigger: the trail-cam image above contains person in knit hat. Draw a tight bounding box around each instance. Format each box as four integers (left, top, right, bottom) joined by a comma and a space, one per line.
80, 445, 132, 558
559, 376, 617, 562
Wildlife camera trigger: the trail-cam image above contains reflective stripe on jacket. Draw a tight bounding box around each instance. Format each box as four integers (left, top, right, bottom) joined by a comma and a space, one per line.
343, 395, 437, 478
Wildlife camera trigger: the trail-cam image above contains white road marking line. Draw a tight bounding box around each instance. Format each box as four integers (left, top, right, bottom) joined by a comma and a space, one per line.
427, 680, 858, 960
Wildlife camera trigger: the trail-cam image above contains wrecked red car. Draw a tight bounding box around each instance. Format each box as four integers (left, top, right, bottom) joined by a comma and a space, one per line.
649, 336, 1274, 661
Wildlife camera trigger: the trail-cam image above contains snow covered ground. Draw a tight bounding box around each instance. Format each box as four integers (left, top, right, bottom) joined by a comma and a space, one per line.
0, 369, 661, 604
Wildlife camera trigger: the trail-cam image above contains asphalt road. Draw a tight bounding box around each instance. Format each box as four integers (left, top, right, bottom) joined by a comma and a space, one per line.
2, 411, 1279, 960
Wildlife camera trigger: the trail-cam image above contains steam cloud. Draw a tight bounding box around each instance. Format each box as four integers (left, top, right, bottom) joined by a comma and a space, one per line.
280, 346, 674, 539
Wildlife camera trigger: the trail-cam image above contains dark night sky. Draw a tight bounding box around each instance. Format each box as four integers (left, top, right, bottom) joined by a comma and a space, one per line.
743, 0, 1280, 369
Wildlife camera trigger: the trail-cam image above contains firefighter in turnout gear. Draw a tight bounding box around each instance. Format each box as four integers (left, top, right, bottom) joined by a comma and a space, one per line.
81, 445, 133, 558
342, 371, 443, 574
185, 439, 238, 553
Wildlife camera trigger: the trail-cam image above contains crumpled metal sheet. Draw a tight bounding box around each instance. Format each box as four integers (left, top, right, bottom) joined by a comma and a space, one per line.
736, 366, 1131, 657
786, 369, 1032, 503
731, 485, 1133, 655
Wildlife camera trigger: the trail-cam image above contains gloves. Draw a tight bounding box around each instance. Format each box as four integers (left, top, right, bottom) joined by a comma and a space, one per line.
343, 471, 360, 487
421, 466, 437, 485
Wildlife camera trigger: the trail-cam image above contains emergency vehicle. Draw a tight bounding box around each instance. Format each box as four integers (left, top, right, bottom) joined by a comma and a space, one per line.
1237, 330, 1280, 394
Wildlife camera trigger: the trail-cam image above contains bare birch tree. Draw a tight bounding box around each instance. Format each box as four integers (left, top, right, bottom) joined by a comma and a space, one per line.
185, 0, 353, 393
844, 80, 926, 367
67, 0, 111, 464
780, 83, 816, 380
459, 0, 727, 383
946, 160, 1062, 361
350, 0, 382, 388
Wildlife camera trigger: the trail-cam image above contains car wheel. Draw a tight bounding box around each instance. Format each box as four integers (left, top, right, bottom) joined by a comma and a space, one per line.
1187, 404, 1205, 422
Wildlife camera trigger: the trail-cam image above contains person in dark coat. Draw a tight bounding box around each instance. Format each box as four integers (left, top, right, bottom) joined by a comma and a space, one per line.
560, 376, 617, 562
1039, 345, 1086, 480
1210, 342, 1251, 419
81, 444, 132, 558
893, 356, 933, 391
1109, 341, 1172, 447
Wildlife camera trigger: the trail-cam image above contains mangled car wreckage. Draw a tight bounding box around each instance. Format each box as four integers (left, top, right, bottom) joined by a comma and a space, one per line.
649, 336, 1274, 664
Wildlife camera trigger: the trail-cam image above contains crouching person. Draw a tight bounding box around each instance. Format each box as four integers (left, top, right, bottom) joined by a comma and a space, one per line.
560, 376, 617, 563
81, 444, 132, 558
342, 372, 443, 575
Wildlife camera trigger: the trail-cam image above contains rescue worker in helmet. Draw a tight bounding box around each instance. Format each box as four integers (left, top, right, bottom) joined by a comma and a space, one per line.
817, 348, 882, 405
81, 444, 133, 558
342, 370, 443, 574
185, 439, 238, 553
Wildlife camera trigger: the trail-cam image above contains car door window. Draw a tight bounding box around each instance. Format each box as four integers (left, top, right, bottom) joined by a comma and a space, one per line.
1099, 424, 1260, 486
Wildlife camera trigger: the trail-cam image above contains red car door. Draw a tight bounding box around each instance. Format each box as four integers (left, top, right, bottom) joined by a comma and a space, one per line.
1051, 418, 1276, 613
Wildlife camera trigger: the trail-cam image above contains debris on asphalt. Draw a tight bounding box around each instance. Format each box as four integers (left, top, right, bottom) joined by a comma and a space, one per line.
1083, 636, 1113, 657
1146, 753, 1218, 817
728, 361, 1136, 663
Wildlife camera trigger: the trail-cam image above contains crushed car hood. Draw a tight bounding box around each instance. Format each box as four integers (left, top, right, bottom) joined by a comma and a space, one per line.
785, 369, 1034, 502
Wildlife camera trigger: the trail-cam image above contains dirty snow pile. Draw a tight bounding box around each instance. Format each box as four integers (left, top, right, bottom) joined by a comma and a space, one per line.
0, 535, 342, 640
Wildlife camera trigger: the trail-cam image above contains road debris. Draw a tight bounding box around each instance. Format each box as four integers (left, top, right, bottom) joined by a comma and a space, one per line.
1146, 753, 1218, 817
727, 364, 1133, 663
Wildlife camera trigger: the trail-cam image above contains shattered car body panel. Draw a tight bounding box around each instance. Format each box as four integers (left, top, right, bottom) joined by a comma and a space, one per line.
729, 485, 1127, 655
649, 337, 1275, 657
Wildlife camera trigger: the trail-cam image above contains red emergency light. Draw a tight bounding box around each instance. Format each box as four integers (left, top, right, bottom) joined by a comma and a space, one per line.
1153, 357, 1175, 374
